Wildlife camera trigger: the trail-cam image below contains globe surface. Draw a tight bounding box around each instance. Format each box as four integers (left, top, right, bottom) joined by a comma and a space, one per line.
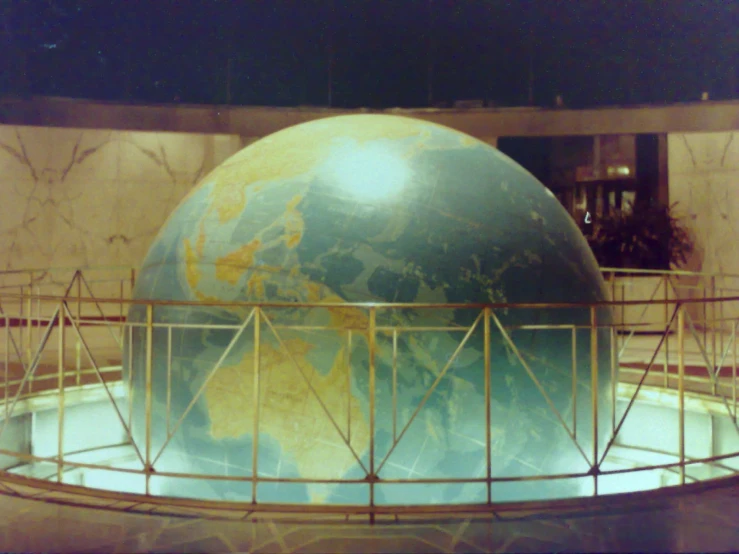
126, 114, 614, 505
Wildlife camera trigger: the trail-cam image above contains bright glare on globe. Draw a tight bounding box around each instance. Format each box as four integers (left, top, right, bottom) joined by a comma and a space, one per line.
125, 114, 614, 506
326, 140, 412, 201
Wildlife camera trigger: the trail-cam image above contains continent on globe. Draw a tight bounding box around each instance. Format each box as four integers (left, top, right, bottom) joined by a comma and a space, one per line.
125, 114, 614, 506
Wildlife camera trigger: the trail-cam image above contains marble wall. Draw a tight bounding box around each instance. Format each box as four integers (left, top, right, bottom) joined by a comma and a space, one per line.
1, 124, 736, 284
0, 125, 245, 272
668, 132, 739, 277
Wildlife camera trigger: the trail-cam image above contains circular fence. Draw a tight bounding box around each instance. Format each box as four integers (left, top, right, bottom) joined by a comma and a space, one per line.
0, 266, 737, 521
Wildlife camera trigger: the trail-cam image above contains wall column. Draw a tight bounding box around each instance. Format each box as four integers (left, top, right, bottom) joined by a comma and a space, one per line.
657, 134, 669, 206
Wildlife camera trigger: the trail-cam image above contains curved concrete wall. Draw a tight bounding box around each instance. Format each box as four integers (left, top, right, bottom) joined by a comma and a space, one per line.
2, 96, 739, 136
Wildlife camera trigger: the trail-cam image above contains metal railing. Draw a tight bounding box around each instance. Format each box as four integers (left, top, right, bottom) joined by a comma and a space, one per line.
0, 266, 737, 519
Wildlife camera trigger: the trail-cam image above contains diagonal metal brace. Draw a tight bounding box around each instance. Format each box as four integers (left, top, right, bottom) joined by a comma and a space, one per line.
489, 310, 591, 466
151, 308, 257, 467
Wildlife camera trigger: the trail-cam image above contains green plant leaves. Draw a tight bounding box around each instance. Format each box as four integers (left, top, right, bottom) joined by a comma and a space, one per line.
581, 201, 694, 271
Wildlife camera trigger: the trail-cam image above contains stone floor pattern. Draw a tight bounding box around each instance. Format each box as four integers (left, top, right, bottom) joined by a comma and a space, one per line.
0, 473, 737, 553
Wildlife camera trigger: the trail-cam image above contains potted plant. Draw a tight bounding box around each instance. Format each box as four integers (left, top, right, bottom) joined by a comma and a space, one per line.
583, 200, 694, 333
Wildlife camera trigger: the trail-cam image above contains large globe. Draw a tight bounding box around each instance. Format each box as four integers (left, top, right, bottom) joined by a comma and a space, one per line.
125, 114, 614, 506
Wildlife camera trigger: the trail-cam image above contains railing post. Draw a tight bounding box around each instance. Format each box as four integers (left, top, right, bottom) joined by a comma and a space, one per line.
76, 271, 82, 321
677, 302, 686, 485
75, 274, 82, 387
57, 301, 65, 483
572, 326, 578, 440
702, 278, 708, 364
145, 303, 154, 495
35, 281, 41, 358
711, 276, 717, 389
18, 285, 23, 366
166, 326, 172, 435
127, 323, 134, 433
733, 320, 737, 423
610, 322, 617, 434
719, 282, 725, 359
663, 274, 669, 388
610, 271, 617, 345
619, 273, 626, 352
590, 306, 599, 496
251, 308, 261, 504
26, 273, 33, 374
484, 307, 491, 504
4, 314, 9, 422
348, 330, 354, 444
119, 279, 125, 343
368, 306, 376, 523
75, 340, 81, 387
391, 329, 397, 442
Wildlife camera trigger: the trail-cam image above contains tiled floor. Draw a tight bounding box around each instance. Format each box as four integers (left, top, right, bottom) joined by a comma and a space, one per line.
0, 473, 737, 552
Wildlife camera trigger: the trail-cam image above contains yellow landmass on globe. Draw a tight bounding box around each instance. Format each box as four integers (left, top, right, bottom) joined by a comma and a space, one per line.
205, 337, 370, 501
194, 290, 223, 304
182, 236, 228, 303
246, 271, 267, 299
212, 183, 246, 223
183, 238, 201, 289
304, 282, 369, 332
198, 193, 306, 289
183, 222, 208, 290
214, 239, 262, 285
283, 194, 305, 248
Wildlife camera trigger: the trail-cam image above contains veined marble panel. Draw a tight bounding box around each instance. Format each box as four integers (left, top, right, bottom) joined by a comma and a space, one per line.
0, 125, 242, 273
668, 132, 739, 323
2, 124, 735, 290
668, 132, 739, 274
